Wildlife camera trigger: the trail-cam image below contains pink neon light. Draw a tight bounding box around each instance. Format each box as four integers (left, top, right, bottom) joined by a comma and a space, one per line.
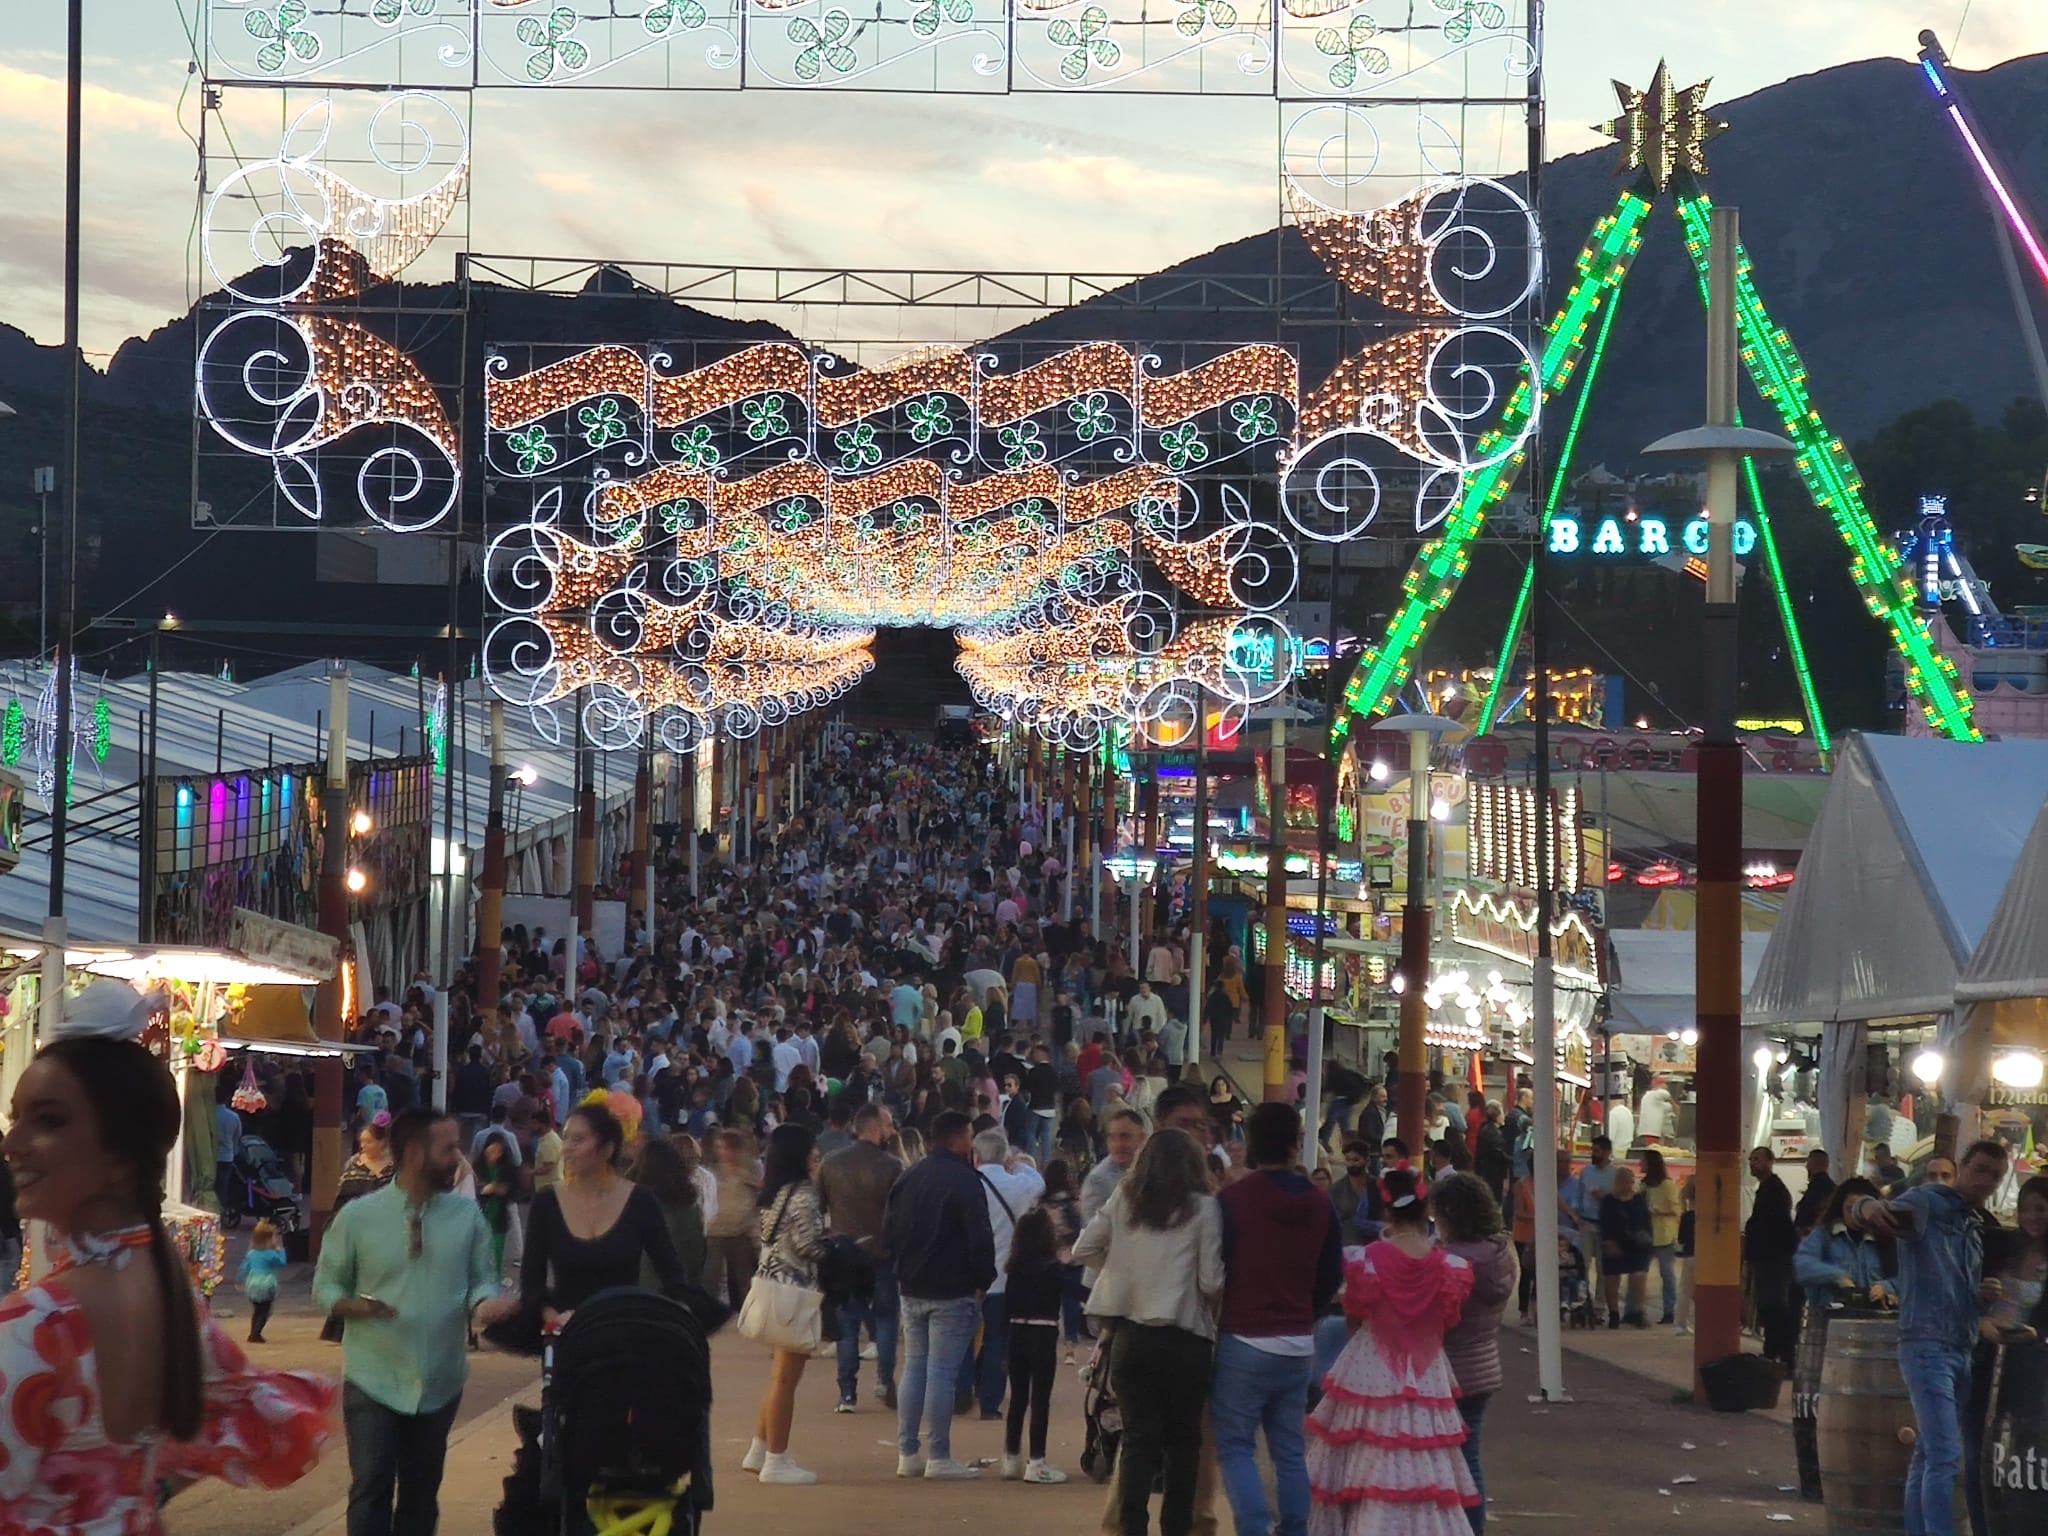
1948, 105, 2048, 288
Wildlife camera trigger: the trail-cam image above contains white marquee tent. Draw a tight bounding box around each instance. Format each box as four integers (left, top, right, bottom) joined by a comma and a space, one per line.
1744, 731, 2048, 1155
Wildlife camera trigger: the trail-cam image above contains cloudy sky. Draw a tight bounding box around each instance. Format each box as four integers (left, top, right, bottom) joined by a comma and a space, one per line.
3, 0, 2042, 359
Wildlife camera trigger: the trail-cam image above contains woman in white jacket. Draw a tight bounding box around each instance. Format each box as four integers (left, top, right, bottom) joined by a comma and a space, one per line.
1073, 1128, 1224, 1536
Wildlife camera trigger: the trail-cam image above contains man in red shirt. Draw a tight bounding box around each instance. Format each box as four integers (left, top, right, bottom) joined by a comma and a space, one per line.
1213, 1103, 1342, 1536
1074, 1030, 1108, 1084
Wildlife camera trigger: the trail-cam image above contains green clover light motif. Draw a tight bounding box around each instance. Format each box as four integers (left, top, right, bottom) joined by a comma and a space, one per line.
671, 424, 722, 469
371, 0, 434, 26
1230, 397, 1280, 444
743, 394, 792, 441
912, 0, 974, 37
1174, 0, 1237, 37
998, 421, 1047, 470
1313, 14, 1389, 90
1047, 6, 1119, 82
578, 398, 629, 449
1158, 422, 1209, 471
1067, 392, 1117, 442
643, 0, 707, 34
835, 422, 883, 470
505, 424, 557, 475
518, 8, 589, 81
772, 498, 814, 533
1432, 0, 1508, 44
657, 500, 701, 535
788, 10, 858, 80
245, 0, 322, 72
905, 395, 956, 444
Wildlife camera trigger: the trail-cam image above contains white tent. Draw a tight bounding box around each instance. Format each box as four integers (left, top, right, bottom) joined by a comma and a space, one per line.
1744, 732, 2048, 1156
1949, 797, 2048, 1095
1745, 732, 2048, 1027
1606, 928, 1774, 1035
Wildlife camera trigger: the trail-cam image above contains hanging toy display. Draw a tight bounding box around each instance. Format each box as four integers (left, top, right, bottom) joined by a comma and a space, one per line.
231, 1056, 268, 1114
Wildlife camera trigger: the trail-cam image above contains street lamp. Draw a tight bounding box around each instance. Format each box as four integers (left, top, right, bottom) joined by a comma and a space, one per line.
1642, 203, 1796, 1395
1371, 710, 1461, 1148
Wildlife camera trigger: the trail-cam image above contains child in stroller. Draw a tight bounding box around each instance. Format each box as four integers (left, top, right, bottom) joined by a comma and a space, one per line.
496, 1288, 716, 1536
220, 1136, 302, 1232
1559, 1233, 1595, 1328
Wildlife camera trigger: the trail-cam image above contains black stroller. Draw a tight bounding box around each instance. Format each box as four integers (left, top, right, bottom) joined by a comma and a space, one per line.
495, 1289, 715, 1536
217, 1137, 302, 1232
1078, 1336, 1122, 1484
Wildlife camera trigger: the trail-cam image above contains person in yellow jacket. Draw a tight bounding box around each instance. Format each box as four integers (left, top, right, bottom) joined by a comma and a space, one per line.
1640, 1148, 1684, 1324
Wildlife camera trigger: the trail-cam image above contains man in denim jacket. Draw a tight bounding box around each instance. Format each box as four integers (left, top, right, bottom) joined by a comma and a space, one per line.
1850, 1138, 2010, 1536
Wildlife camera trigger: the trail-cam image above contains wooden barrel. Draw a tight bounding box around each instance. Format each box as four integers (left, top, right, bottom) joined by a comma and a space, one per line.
1982, 1340, 2048, 1536
1817, 1315, 1913, 1536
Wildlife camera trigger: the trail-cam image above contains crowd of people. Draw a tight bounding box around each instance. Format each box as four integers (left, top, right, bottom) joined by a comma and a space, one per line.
8, 724, 2047, 1536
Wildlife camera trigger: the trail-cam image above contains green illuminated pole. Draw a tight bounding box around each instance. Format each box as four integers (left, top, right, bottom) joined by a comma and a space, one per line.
1672, 193, 1979, 742
1476, 283, 1631, 736
1335, 188, 1653, 745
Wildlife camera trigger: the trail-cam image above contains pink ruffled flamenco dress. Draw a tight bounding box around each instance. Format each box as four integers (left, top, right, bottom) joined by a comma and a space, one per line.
1306, 1242, 1478, 1536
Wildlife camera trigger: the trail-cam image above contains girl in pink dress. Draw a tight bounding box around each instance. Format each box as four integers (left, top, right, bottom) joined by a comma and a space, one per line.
0, 984, 337, 1536
1306, 1165, 1479, 1536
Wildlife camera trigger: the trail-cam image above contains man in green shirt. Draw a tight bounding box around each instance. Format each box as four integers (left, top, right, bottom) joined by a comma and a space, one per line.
316, 1106, 517, 1536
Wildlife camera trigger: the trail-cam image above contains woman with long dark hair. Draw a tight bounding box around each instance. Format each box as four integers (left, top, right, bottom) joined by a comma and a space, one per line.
510, 1102, 697, 1333
742, 1123, 827, 1485
631, 1135, 708, 1289
1431, 1172, 1518, 1534
1074, 1128, 1223, 1536
1790, 1175, 1892, 1501
1640, 1149, 1684, 1324
0, 986, 337, 1533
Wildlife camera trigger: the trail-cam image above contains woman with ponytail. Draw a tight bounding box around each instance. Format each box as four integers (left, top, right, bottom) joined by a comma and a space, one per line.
0, 981, 337, 1534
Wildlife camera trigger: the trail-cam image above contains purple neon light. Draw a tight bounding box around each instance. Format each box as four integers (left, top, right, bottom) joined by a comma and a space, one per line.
1945, 104, 2048, 288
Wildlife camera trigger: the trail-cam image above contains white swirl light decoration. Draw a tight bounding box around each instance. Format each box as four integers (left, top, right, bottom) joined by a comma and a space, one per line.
202, 92, 470, 306
1414, 323, 1539, 471
1419, 177, 1542, 322
1279, 102, 1385, 218
195, 311, 322, 458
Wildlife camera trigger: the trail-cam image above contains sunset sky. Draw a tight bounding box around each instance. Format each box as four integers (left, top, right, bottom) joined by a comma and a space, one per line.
3, 0, 2041, 358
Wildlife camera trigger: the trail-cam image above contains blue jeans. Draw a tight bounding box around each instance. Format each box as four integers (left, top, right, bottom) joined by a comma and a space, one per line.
956, 1290, 1010, 1416
1652, 1244, 1678, 1321
1899, 1340, 1971, 1536
1458, 1391, 1492, 1534
898, 1294, 979, 1460
837, 1261, 899, 1398
1027, 1113, 1057, 1171
343, 1383, 462, 1536
1319, 1098, 1357, 1148
1060, 1264, 1088, 1345
1212, 1335, 1315, 1536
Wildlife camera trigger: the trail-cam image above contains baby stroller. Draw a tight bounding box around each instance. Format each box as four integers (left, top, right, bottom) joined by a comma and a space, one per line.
1077, 1337, 1122, 1484
495, 1289, 714, 1536
218, 1137, 302, 1232
1559, 1238, 1596, 1328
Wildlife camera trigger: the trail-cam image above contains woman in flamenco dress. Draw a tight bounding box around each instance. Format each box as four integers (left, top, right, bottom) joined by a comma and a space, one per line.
1306, 1163, 1479, 1536
0, 980, 337, 1536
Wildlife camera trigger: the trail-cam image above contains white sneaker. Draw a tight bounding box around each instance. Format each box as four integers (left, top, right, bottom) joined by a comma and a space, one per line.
861, 1341, 879, 1360
1024, 1461, 1069, 1485
740, 1438, 767, 1473
896, 1453, 927, 1478
1001, 1455, 1024, 1481
923, 1458, 981, 1480
759, 1452, 818, 1485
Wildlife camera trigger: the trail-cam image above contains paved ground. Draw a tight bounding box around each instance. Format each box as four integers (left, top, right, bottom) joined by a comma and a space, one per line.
174, 1300, 1816, 1536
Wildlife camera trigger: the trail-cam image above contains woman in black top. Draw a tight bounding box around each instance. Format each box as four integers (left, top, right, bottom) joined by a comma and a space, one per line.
507, 1103, 693, 1337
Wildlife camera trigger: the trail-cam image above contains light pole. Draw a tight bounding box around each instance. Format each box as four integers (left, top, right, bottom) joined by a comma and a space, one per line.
1372, 712, 1460, 1151
1642, 204, 1794, 1394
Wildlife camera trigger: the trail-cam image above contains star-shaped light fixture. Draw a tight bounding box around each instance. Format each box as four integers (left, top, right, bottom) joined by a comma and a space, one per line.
1596, 61, 1726, 194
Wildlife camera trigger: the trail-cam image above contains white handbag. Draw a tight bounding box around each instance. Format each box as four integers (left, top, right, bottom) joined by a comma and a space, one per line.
737, 1189, 823, 1352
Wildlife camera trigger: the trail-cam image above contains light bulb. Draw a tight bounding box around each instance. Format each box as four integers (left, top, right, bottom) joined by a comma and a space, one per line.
350, 809, 373, 836
1680, 1028, 1699, 1047
1992, 1053, 2043, 1089
1430, 798, 1451, 821
1752, 1046, 1774, 1073
1369, 760, 1389, 783
514, 764, 539, 786
1390, 973, 1406, 994
345, 868, 368, 894
1910, 1050, 1944, 1085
